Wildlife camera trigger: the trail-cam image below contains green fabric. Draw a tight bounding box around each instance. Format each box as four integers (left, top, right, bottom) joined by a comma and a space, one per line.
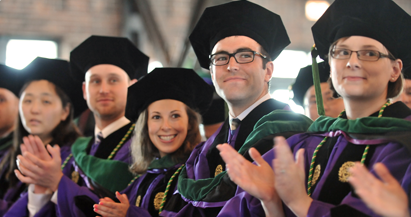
0, 134, 13, 151
148, 154, 177, 169
308, 115, 411, 134
311, 46, 325, 116
71, 137, 134, 193
178, 110, 313, 201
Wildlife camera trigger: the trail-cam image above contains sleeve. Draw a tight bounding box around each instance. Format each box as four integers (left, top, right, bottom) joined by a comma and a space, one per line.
27, 184, 53, 217
55, 175, 100, 217
125, 205, 152, 217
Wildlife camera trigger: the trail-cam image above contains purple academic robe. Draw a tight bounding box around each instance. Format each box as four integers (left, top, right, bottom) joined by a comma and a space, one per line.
161, 99, 293, 217
218, 131, 411, 217
4, 137, 132, 217
4, 145, 72, 217
124, 164, 183, 217
55, 138, 132, 217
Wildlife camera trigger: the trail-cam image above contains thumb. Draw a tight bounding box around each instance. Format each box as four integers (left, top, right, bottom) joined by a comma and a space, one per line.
295, 148, 305, 171
249, 148, 267, 167
116, 191, 129, 205
47, 145, 61, 164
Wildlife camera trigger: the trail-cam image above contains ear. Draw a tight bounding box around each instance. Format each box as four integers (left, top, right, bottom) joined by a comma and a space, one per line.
61, 103, 70, 121
391, 59, 402, 82
264, 61, 274, 82
129, 78, 138, 87
82, 82, 87, 101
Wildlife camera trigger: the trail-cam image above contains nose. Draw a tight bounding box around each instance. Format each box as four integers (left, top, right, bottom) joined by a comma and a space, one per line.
346, 52, 361, 69
226, 56, 239, 72
161, 119, 171, 131
99, 81, 109, 94
30, 100, 40, 114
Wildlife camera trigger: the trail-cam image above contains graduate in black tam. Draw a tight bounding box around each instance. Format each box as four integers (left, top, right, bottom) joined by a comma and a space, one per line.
162, 1, 312, 216
292, 62, 344, 120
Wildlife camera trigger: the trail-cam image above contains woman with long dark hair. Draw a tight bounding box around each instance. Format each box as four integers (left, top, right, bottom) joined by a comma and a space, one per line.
3, 57, 86, 216
87, 68, 212, 217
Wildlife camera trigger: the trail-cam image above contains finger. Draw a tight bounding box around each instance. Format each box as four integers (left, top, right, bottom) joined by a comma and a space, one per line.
14, 169, 35, 184
22, 152, 45, 169
17, 155, 42, 175
48, 145, 62, 164
295, 148, 305, 171
94, 204, 114, 217
374, 163, 398, 185
273, 137, 294, 165
23, 136, 35, 154
249, 148, 269, 167
20, 144, 27, 154
29, 135, 41, 155
100, 197, 115, 203
33, 136, 51, 160
116, 191, 129, 205
218, 143, 243, 166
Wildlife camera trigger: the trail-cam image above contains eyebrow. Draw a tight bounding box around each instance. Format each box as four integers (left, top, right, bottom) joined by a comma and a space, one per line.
213, 47, 254, 55
25, 93, 53, 97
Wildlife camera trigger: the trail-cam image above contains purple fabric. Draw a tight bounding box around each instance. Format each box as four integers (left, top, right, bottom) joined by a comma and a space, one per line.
218, 133, 411, 217
55, 138, 132, 217
4, 145, 72, 217
161, 125, 230, 216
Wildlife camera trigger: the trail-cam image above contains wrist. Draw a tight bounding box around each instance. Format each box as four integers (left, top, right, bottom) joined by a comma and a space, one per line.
261, 196, 284, 217
287, 195, 312, 217
50, 172, 64, 192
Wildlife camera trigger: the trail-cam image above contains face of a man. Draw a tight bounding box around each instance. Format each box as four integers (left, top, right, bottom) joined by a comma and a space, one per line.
83, 64, 131, 121
0, 88, 19, 137
209, 36, 273, 112
304, 82, 345, 120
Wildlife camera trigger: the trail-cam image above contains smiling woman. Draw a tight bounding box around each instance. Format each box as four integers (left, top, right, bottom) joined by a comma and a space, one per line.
80, 67, 213, 217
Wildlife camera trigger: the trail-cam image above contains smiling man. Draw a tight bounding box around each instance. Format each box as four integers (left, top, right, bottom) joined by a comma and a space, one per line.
161, 1, 312, 216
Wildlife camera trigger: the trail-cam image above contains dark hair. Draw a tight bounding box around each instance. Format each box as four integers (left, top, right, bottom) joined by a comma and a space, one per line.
1, 80, 81, 187
130, 105, 202, 175
327, 37, 403, 99
260, 46, 272, 70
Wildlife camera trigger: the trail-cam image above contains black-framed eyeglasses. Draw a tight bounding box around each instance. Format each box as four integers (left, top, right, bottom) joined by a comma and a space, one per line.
209, 50, 267, 66
331, 48, 395, 61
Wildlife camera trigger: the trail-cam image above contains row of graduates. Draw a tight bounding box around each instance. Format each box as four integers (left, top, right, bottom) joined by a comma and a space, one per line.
0, 0, 411, 216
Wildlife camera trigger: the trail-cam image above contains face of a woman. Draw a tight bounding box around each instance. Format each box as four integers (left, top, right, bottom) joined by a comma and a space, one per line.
19, 80, 69, 142
147, 99, 189, 158
329, 36, 401, 101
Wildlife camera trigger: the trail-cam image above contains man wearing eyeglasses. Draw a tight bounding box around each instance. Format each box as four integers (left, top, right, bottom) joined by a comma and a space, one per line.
161, 1, 312, 216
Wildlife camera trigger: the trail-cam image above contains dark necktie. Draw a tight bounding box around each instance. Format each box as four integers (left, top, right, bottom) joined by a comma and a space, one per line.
230, 118, 241, 131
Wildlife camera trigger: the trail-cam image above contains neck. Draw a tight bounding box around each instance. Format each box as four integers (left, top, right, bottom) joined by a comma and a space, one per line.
227, 91, 268, 117
344, 95, 387, 119
38, 134, 53, 146
0, 126, 14, 138
94, 112, 124, 130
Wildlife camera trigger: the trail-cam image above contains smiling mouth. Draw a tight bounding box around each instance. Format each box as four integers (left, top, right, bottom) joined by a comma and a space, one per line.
159, 135, 176, 141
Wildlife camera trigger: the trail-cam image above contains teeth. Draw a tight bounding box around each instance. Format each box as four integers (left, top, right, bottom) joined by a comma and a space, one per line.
159, 135, 176, 141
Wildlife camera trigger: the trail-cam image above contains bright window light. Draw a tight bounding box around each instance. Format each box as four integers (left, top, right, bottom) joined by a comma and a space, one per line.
6, 39, 58, 69
271, 89, 304, 114
273, 50, 312, 78
305, 1, 330, 22
273, 50, 325, 79
271, 89, 291, 103
148, 61, 163, 73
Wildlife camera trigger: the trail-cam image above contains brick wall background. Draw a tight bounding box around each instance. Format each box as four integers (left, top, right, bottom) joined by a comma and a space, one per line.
0, 0, 410, 66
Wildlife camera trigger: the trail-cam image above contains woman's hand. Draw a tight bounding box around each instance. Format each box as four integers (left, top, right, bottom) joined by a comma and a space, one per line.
349, 162, 410, 217
272, 137, 312, 217
15, 141, 63, 191
94, 191, 130, 217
